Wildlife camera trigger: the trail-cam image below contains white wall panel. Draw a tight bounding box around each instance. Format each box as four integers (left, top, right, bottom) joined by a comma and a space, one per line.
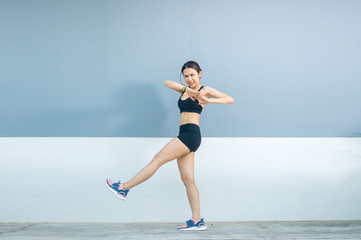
1, 137, 360, 222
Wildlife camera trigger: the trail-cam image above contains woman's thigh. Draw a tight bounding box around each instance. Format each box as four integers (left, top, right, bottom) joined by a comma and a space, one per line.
153, 137, 190, 166
177, 152, 195, 183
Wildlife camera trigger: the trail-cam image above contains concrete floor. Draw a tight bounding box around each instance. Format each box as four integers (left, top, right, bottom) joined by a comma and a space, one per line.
0, 221, 361, 240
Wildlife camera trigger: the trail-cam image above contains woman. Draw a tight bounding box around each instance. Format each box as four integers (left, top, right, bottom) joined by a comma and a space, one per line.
106, 61, 234, 231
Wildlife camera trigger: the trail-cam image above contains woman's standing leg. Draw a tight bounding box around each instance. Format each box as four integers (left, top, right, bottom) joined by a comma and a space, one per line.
122, 137, 190, 190
177, 152, 201, 221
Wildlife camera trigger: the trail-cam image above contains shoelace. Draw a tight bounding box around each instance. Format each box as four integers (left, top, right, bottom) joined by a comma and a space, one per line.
186, 219, 195, 226
111, 181, 120, 188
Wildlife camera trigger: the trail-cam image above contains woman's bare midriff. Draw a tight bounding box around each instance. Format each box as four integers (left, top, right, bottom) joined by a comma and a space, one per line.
180, 112, 201, 126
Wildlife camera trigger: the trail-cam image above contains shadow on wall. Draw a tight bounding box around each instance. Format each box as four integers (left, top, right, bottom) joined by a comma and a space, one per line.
0, 81, 169, 137
109, 81, 169, 137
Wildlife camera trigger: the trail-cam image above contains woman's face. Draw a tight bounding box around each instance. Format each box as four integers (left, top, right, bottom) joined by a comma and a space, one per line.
183, 68, 202, 89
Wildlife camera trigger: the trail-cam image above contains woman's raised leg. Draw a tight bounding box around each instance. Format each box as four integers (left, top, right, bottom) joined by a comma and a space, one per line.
177, 152, 201, 222
122, 137, 189, 190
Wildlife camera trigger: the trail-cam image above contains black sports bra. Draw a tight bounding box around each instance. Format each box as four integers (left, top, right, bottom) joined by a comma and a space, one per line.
178, 86, 204, 114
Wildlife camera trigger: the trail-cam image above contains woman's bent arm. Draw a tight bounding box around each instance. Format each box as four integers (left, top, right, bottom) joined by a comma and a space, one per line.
164, 80, 184, 94
197, 86, 234, 105
208, 96, 234, 104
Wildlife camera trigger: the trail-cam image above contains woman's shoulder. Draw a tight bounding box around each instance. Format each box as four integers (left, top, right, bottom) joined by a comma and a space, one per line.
200, 85, 210, 92
201, 86, 227, 98
200, 85, 216, 94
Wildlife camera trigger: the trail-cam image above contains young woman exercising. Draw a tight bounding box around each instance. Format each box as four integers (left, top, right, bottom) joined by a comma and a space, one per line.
106, 61, 234, 230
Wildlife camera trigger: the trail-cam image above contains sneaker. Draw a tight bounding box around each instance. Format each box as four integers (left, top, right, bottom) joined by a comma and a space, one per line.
178, 218, 207, 231
106, 179, 129, 200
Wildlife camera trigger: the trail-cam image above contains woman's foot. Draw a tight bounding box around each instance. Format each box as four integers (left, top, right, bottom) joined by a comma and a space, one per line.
177, 218, 207, 231
106, 179, 129, 200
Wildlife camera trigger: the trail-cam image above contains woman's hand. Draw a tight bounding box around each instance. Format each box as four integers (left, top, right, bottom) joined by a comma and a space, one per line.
186, 87, 211, 105
197, 93, 211, 105
186, 87, 200, 101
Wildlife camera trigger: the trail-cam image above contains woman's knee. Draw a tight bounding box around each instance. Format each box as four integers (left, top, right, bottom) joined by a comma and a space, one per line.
181, 175, 195, 187
150, 152, 164, 168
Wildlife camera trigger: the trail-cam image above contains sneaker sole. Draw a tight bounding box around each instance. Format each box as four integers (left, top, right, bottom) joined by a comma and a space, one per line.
106, 181, 126, 200
178, 226, 207, 231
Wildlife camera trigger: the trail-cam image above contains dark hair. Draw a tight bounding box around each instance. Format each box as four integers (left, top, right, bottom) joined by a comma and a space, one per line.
179, 61, 202, 84
181, 61, 202, 74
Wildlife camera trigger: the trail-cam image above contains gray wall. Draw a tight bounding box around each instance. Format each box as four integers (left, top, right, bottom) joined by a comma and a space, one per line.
1, 0, 360, 137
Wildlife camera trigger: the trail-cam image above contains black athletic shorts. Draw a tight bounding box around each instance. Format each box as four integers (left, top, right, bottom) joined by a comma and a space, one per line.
177, 123, 201, 152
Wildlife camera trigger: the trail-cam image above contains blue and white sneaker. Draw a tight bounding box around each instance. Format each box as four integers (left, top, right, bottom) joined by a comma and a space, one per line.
106, 179, 129, 200
178, 218, 207, 231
